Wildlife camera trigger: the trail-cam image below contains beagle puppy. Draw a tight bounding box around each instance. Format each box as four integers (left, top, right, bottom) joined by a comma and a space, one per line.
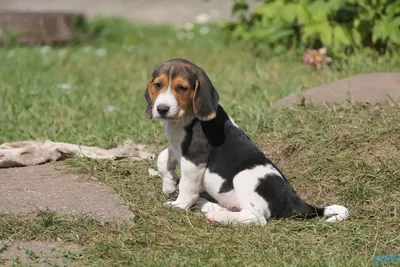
144, 58, 349, 224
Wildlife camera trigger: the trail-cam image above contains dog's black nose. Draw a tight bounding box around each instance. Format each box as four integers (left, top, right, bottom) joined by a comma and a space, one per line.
157, 104, 170, 115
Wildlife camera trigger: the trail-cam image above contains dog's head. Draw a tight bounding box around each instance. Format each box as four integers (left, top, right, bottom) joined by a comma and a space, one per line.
144, 58, 219, 121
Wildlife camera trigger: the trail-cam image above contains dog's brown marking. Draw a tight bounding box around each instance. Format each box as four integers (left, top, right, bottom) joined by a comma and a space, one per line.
171, 75, 195, 112
204, 112, 216, 120
147, 73, 169, 105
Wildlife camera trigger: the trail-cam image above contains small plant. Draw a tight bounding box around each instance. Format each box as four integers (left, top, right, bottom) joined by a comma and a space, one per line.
0, 28, 21, 46
0, 240, 8, 253
11, 257, 22, 267
25, 248, 39, 261
37, 210, 62, 228
223, 0, 400, 57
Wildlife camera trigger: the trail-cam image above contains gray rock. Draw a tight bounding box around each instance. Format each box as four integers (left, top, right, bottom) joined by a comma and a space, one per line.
272, 73, 400, 109
0, 164, 134, 223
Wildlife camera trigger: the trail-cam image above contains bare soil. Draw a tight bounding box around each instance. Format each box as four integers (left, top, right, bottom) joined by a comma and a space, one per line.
0, 240, 82, 266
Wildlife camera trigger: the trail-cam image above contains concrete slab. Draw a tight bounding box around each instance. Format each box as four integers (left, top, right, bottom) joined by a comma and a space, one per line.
0, 240, 82, 266
0, 164, 134, 222
271, 73, 400, 109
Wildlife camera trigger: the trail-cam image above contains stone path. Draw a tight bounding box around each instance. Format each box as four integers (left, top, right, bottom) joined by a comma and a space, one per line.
1, 241, 82, 266
0, 163, 134, 223
271, 73, 400, 109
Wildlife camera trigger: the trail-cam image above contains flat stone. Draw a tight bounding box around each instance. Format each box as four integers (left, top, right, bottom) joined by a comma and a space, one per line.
271, 73, 400, 109
0, 11, 85, 45
0, 240, 82, 266
0, 164, 134, 222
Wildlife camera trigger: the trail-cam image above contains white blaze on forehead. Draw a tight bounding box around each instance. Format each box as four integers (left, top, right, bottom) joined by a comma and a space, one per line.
167, 66, 174, 92
152, 66, 179, 118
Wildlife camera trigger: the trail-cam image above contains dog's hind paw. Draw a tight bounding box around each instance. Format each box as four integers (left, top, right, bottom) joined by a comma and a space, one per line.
196, 198, 227, 213
164, 201, 190, 210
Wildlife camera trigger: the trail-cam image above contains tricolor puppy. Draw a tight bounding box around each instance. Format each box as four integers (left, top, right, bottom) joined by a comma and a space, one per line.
144, 58, 349, 225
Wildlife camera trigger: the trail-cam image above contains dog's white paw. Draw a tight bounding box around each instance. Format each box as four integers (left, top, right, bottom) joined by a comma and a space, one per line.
205, 211, 222, 222
198, 201, 227, 213
162, 182, 177, 197
164, 201, 190, 210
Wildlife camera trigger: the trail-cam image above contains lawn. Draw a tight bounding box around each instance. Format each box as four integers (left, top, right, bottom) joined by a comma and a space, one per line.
1, 18, 400, 266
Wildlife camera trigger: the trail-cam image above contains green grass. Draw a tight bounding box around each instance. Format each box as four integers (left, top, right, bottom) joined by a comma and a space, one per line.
1, 18, 400, 146
1, 18, 400, 266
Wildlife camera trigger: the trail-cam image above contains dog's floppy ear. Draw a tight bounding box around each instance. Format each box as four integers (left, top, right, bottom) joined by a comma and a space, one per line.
144, 88, 153, 119
193, 69, 219, 121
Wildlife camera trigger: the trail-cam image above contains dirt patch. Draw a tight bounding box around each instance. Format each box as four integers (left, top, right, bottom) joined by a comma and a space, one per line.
272, 73, 400, 109
0, 163, 134, 223
356, 140, 399, 169
0, 240, 82, 266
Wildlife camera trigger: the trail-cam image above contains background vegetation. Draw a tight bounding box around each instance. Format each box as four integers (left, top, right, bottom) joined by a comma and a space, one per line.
224, 0, 400, 58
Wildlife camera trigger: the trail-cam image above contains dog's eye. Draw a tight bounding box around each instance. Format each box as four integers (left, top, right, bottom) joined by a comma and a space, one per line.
176, 86, 187, 93
154, 83, 163, 90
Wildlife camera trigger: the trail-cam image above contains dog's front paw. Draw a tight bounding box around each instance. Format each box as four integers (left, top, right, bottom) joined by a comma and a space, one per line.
162, 176, 178, 197
164, 201, 190, 210
162, 183, 177, 197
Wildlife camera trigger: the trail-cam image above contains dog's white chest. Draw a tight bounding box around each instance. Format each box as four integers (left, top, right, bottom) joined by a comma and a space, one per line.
164, 121, 186, 159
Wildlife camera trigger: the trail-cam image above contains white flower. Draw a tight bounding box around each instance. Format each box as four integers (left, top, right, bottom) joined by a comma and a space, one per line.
96, 48, 107, 57
195, 13, 210, 24
183, 22, 194, 31
83, 46, 92, 53
127, 45, 135, 52
57, 84, 71, 90
199, 26, 209, 36
40, 46, 50, 54
8, 50, 14, 57
176, 31, 186, 40
104, 105, 118, 112
148, 168, 161, 177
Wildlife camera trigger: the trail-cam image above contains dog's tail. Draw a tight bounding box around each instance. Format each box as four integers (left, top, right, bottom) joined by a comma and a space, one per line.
292, 196, 349, 222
